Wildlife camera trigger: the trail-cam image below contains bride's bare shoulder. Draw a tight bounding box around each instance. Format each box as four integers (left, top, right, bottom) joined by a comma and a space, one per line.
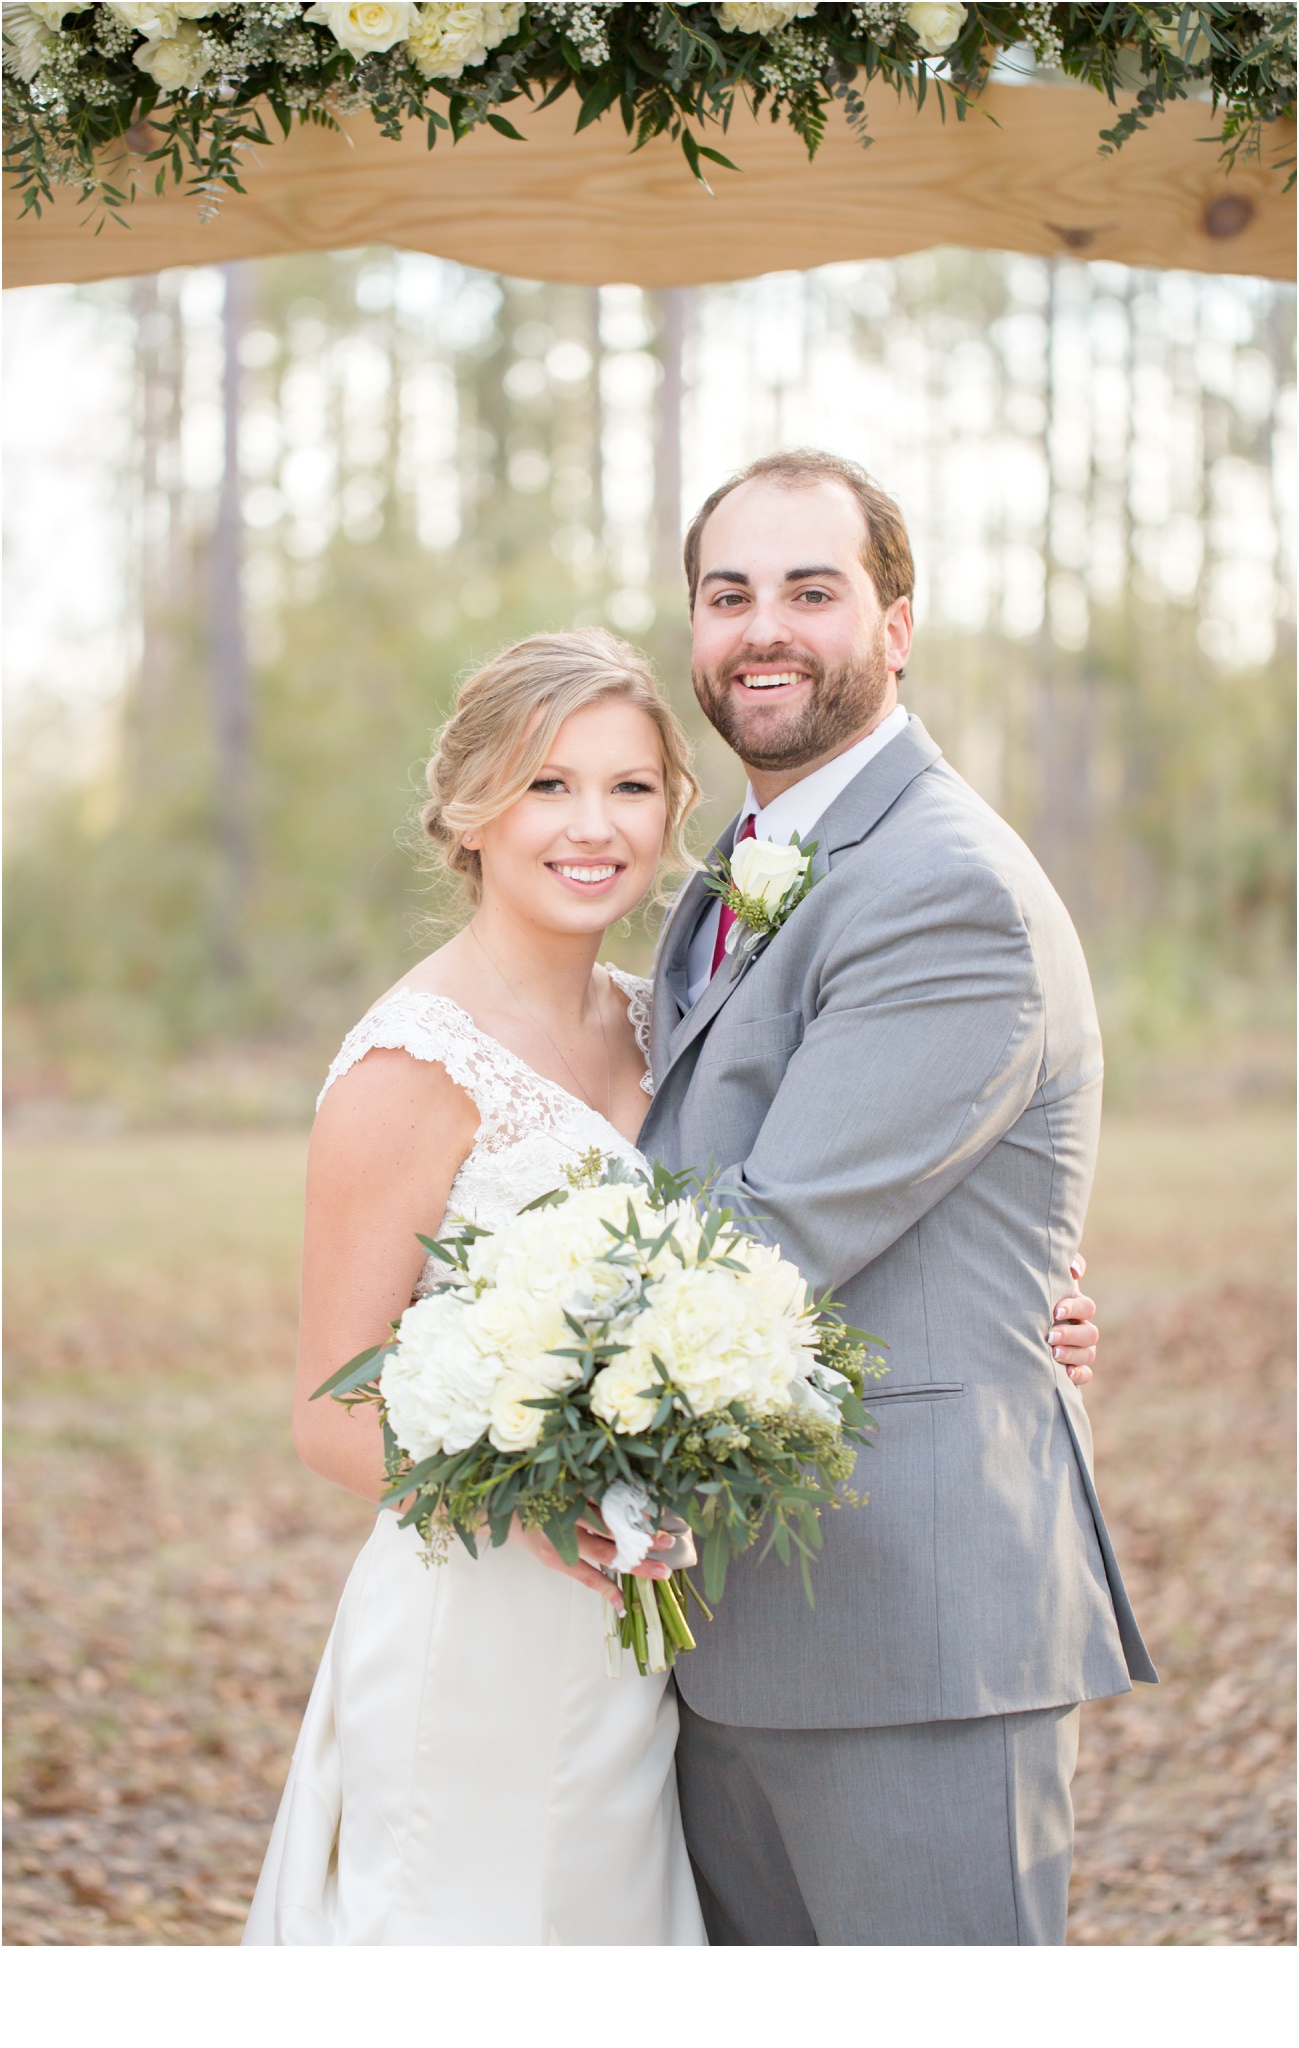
313, 941, 487, 1152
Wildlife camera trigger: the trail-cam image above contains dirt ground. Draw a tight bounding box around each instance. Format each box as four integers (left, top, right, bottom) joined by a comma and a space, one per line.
3, 1110, 1294, 1946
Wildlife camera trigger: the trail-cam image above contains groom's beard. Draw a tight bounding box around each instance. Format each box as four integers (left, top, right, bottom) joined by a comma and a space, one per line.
692, 636, 892, 775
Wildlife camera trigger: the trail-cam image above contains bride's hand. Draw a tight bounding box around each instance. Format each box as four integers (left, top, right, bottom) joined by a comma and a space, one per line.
1050, 1252, 1099, 1387
508, 1513, 676, 1609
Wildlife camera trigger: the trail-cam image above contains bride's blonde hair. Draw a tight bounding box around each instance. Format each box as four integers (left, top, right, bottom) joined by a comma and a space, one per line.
420, 627, 700, 906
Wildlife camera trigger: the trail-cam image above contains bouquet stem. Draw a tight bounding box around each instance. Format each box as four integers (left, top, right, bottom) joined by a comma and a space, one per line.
607, 1572, 698, 1679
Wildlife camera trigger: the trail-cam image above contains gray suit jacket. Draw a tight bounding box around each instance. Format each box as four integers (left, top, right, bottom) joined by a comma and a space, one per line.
640, 716, 1156, 1730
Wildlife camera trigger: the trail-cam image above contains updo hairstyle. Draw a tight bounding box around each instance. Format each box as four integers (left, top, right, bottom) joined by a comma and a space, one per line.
420, 627, 700, 906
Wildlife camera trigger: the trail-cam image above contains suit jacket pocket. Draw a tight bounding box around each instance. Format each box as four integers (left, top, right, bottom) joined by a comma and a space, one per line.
703, 1009, 804, 1067
866, 1381, 965, 1404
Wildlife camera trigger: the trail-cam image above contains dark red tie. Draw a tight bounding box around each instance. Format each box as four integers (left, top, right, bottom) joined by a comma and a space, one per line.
711, 814, 757, 977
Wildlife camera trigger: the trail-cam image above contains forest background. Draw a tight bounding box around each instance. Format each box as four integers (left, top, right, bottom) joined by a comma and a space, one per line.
3, 244, 1295, 1945
5, 244, 1294, 1116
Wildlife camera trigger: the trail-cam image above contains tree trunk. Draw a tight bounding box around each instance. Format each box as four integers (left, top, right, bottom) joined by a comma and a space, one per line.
211, 261, 252, 977
653, 287, 688, 591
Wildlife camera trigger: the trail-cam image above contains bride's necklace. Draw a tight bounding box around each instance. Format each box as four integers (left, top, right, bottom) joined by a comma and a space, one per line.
468, 923, 613, 1120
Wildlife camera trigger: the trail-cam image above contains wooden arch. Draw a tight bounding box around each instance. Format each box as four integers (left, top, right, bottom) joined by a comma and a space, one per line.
3, 81, 1294, 291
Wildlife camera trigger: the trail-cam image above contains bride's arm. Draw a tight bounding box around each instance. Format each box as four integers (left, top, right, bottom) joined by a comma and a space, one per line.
291, 1048, 479, 1504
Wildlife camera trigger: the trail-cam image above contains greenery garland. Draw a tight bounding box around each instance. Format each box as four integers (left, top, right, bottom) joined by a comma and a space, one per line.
3, 4, 1295, 230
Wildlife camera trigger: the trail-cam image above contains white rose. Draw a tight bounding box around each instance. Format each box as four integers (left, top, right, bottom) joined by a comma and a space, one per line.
590, 1354, 663, 1436
109, 3, 180, 36
487, 1368, 553, 1452
305, 1, 419, 59
133, 20, 212, 90
171, 5, 234, 16
713, 4, 818, 32
729, 835, 808, 913
2, 5, 56, 79
904, 2, 967, 56
380, 1291, 501, 1458
407, 2, 522, 80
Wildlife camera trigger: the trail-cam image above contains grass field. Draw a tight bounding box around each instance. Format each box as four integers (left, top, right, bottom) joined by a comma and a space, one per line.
3, 1109, 1294, 1945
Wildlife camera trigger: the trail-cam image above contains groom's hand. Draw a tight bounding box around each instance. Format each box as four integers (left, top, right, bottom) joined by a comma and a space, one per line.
1050, 1253, 1098, 1386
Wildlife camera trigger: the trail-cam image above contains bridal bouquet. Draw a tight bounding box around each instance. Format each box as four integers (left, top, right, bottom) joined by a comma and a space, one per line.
314, 1153, 885, 1678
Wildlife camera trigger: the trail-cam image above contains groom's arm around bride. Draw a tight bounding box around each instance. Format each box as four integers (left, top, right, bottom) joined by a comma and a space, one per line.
640, 450, 1156, 1947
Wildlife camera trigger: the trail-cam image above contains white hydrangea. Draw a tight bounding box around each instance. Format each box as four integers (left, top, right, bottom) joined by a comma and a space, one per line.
485, 1183, 644, 1307
463, 1282, 570, 1376
407, 2, 523, 80
380, 1289, 502, 1458
713, 4, 818, 32
601, 1258, 811, 1430
133, 20, 214, 91
729, 1236, 813, 1326
304, 1, 419, 59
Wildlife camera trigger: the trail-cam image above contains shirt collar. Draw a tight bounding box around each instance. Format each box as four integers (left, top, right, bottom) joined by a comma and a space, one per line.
740, 703, 910, 845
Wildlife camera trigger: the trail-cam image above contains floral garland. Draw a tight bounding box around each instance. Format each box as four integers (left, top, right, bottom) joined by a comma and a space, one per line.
3, 4, 1295, 227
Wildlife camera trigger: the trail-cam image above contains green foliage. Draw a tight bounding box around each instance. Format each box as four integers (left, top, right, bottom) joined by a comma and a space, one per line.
4, 3, 1294, 227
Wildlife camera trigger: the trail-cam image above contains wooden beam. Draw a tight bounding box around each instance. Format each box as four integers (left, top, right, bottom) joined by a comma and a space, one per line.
4, 83, 1293, 291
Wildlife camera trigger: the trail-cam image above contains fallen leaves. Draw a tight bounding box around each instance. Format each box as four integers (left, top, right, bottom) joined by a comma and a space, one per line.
1068, 1282, 1295, 1945
2, 1131, 1293, 1944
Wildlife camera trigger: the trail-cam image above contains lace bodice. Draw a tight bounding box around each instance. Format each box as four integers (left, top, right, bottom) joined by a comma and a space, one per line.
317, 968, 652, 1250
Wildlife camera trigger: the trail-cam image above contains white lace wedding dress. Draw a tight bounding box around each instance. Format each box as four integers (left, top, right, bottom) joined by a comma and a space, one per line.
243, 969, 706, 1947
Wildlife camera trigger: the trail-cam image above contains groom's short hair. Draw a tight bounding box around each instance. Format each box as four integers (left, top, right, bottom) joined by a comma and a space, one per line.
683, 450, 914, 612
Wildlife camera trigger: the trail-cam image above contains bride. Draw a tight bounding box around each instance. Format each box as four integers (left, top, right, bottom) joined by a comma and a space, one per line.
243, 626, 1101, 1947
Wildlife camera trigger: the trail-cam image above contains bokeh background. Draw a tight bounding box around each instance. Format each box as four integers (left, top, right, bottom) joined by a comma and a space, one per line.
4, 246, 1295, 1944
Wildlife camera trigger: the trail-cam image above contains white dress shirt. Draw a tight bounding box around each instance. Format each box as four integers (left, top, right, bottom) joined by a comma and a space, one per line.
684, 703, 910, 1009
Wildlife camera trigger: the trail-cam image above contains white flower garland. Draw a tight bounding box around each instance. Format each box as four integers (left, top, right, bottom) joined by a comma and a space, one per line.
3, 5, 1294, 225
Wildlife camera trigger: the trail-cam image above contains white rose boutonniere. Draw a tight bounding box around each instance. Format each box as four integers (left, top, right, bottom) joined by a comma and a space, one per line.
705, 830, 818, 962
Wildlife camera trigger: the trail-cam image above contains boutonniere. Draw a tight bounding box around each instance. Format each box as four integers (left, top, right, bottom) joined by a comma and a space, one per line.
704, 832, 819, 962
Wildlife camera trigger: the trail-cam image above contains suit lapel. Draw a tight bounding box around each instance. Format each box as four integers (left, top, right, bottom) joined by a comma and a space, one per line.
816, 715, 941, 855
656, 719, 943, 1082
649, 818, 739, 1075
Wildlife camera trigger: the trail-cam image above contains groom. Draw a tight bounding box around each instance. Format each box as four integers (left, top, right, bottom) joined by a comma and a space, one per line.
638, 450, 1156, 1947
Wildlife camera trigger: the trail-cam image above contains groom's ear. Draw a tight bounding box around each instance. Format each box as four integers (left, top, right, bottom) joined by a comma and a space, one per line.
885, 596, 913, 679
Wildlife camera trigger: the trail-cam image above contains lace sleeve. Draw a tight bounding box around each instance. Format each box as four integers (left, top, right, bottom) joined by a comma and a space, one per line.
317, 990, 516, 1141
607, 967, 654, 1095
